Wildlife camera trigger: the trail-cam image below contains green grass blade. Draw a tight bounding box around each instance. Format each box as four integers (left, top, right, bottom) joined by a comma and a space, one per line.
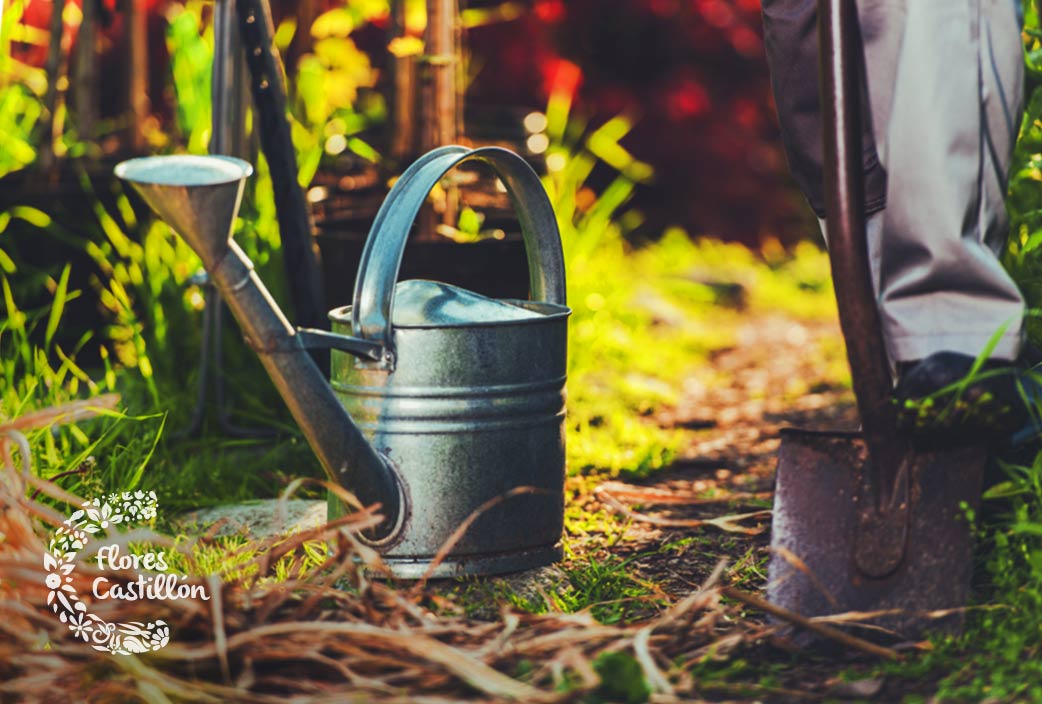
44, 263, 71, 348
125, 414, 166, 491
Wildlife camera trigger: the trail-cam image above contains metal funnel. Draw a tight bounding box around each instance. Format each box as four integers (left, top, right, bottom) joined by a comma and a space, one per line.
115, 154, 405, 543
114, 155, 252, 267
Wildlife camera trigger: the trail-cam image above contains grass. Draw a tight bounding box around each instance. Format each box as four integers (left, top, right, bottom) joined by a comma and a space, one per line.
869, 455, 1042, 701
444, 553, 665, 625
564, 228, 838, 479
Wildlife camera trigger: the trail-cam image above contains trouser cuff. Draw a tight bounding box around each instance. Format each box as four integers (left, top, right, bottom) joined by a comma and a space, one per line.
886, 328, 1023, 364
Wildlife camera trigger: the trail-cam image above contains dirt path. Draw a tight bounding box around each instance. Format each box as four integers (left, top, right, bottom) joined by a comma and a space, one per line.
583, 311, 856, 599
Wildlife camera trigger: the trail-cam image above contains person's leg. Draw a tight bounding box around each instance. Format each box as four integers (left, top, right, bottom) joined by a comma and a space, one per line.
762, 0, 912, 312
764, 0, 1024, 363
875, 0, 1024, 363
764, 0, 1033, 437
761, 0, 888, 224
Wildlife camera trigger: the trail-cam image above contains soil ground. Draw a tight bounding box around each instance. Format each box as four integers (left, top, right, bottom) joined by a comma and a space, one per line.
564, 312, 917, 700
580, 312, 856, 594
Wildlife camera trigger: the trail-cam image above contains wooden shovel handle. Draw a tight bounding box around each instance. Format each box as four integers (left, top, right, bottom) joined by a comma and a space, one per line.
819, 0, 904, 473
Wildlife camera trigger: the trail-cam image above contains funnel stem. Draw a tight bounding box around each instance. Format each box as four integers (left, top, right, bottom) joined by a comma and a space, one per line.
213, 241, 404, 540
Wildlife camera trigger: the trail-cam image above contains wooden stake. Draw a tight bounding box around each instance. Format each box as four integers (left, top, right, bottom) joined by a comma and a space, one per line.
38, 0, 66, 170
72, 0, 97, 144
285, 0, 318, 74
236, 0, 327, 331
416, 0, 461, 241
420, 0, 459, 151
389, 0, 417, 162
122, 0, 148, 151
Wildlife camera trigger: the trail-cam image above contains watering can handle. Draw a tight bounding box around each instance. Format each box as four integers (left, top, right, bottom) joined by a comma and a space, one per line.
351, 146, 567, 358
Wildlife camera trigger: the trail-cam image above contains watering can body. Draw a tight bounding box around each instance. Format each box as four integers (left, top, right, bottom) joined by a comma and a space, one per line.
115, 146, 569, 578
329, 300, 567, 576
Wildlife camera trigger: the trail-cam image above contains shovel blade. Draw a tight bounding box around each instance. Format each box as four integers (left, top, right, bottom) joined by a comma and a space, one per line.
766, 428, 987, 640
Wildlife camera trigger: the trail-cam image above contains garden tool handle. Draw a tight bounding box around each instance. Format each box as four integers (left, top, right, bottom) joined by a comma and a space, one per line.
236, 0, 326, 330
822, 0, 913, 579
820, 0, 902, 457
351, 146, 567, 367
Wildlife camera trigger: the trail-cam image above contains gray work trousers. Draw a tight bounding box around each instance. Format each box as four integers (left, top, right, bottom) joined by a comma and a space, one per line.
762, 0, 1025, 362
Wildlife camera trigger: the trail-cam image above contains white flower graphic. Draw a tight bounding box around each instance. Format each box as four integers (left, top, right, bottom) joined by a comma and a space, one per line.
45, 491, 171, 654
67, 612, 93, 641
84, 501, 123, 529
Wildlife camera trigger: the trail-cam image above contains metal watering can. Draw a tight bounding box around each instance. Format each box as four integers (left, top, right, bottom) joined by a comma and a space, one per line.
115, 146, 570, 578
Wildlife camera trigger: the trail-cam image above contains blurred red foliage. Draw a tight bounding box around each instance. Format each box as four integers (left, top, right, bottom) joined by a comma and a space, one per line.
11, 0, 809, 243
466, 0, 809, 243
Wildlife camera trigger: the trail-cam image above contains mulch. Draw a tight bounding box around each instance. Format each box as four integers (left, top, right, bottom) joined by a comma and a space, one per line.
1, 312, 936, 702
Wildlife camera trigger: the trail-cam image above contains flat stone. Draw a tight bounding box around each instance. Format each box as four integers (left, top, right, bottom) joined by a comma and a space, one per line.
446, 564, 569, 619
178, 499, 327, 539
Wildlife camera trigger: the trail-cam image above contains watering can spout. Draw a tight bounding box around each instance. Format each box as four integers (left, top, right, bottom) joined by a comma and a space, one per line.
114, 155, 404, 541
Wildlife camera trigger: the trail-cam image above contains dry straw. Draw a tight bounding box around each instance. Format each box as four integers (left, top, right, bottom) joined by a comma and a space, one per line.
1, 400, 902, 702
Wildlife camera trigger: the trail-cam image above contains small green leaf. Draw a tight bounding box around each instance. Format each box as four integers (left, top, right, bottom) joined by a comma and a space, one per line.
458, 207, 482, 236
1, 275, 25, 330
983, 481, 1025, 501
0, 247, 15, 275
593, 651, 651, 704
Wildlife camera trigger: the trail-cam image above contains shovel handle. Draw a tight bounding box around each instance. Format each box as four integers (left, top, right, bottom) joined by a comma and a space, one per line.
821, 0, 912, 578
820, 0, 902, 461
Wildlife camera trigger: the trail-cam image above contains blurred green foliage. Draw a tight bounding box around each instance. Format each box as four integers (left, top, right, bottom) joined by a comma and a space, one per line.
0, 2, 45, 176
592, 651, 652, 704
1007, 1, 1042, 341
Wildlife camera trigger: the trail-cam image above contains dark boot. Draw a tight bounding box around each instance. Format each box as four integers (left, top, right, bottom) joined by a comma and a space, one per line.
894, 351, 1041, 444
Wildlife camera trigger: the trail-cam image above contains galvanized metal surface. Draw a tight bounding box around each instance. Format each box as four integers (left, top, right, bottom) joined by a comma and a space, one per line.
114, 155, 252, 266
114, 155, 405, 542
367, 545, 563, 580
767, 429, 986, 639
391, 280, 544, 325
329, 146, 569, 576
330, 300, 567, 576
